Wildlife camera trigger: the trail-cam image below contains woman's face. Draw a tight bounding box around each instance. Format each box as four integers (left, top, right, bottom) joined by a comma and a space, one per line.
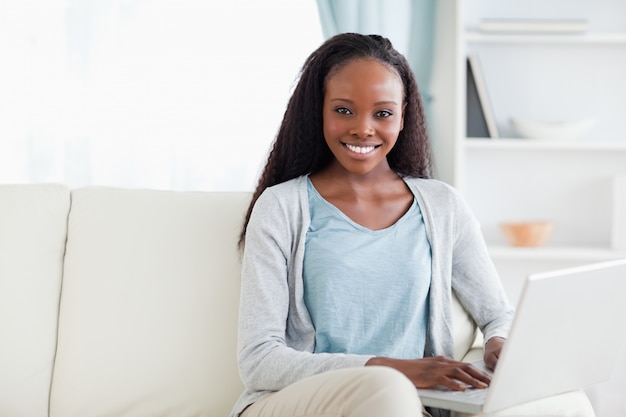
322, 58, 405, 177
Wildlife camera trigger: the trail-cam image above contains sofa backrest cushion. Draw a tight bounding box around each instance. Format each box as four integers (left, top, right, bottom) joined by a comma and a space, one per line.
50, 188, 248, 417
0, 184, 70, 417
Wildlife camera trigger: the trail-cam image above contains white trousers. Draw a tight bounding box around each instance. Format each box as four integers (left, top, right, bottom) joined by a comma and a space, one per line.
241, 366, 428, 417
241, 367, 596, 417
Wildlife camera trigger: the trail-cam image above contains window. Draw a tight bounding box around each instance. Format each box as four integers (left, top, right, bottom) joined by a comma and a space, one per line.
0, 0, 323, 190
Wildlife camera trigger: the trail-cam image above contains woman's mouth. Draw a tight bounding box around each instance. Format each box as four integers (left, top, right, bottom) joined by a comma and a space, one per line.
344, 143, 379, 154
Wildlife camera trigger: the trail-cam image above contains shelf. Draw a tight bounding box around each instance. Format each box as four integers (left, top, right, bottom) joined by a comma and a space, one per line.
452, 2, 626, 273
488, 245, 626, 261
465, 31, 626, 44
463, 138, 626, 151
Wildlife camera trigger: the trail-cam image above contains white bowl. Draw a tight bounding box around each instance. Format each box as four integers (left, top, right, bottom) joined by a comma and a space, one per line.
511, 117, 595, 140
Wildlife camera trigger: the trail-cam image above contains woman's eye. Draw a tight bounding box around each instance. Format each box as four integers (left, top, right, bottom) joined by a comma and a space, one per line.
335, 107, 352, 115
376, 110, 393, 118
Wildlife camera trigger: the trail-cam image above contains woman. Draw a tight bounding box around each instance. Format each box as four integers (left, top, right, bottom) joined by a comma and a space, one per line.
230, 33, 514, 417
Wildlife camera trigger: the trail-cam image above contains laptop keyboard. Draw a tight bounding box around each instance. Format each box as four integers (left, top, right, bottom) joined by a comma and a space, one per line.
446, 387, 489, 401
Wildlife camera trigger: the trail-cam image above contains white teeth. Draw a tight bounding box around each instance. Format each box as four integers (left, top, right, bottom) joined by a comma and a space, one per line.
346, 144, 376, 154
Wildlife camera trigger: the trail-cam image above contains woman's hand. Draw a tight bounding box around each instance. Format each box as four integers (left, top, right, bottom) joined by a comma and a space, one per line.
366, 356, 491, 391
484, 336, 505, 370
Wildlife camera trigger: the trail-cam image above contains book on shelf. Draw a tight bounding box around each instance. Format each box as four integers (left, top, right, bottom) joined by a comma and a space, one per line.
466, 54, 498, 139
479, 18, 589, 34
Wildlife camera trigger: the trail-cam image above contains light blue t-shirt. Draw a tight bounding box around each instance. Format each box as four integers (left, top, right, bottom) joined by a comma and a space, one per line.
303, 178, 432, 359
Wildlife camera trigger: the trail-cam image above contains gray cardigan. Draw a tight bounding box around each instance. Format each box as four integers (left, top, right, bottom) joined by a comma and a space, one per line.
231, 176, 514, 417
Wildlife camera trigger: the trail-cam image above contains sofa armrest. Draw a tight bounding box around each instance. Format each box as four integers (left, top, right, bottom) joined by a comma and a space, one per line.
451, 292, 478, 361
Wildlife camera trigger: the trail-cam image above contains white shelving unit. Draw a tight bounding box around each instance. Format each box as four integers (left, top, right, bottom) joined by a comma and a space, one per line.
464, 138, 626, 152
428, 6, 626, 413
430, 0, 626, 265
464, 32, 626, 44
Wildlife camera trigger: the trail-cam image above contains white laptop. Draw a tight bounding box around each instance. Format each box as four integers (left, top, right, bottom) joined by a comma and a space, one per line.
417, 258, 626, 414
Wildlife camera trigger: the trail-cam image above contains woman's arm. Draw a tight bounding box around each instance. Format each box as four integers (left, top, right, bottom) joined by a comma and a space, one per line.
237, 187, 371, 392
450, 193, 514, 367
484, 336, 505, 370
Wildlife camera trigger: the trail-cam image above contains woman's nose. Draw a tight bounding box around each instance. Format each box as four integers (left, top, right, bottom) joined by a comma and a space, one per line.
349, 117, 374, 139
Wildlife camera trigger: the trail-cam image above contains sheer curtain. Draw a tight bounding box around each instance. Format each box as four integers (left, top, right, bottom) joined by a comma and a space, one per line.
0, 0, 323, 191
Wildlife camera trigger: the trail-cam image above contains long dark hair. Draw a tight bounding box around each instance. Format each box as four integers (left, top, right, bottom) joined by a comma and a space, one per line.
239, 33, 434, 247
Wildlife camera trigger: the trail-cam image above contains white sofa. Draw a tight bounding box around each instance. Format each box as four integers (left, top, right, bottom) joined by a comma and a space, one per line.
0, 184, 595, 417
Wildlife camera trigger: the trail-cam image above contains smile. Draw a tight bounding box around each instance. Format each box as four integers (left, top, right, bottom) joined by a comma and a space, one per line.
344, 143, 379, 154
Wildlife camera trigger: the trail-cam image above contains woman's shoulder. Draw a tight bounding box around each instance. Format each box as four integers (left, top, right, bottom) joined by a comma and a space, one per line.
404, 177, 473, 220
403, 177, 461, 199
254, 176, 308, 212
249, 176, 309, 237
260, 176, 307, 201
266, 176, 308, 193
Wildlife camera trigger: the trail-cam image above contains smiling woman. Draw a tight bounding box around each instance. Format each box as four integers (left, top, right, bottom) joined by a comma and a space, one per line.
232, 33, 513, 417
0, 0, 323, 191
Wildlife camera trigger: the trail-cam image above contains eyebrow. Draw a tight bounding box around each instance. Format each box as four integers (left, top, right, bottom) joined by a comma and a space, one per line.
329, 98, 399, 106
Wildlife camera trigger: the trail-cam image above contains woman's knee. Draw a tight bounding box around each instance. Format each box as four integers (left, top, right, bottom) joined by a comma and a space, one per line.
242, 367, 422, 417
354, 366, 415, 395
345, 367, 422, 417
